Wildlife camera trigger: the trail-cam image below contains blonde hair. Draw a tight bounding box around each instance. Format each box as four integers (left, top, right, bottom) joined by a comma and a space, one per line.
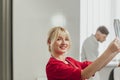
47, 26, 71, 52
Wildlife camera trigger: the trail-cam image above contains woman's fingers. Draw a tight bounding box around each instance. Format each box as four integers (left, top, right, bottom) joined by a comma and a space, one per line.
113, 38, 120, 52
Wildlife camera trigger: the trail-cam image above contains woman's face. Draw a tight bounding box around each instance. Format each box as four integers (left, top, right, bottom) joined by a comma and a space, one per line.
52, 35, 70, 55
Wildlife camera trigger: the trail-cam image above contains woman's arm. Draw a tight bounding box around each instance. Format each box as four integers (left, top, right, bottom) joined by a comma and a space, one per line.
81, 38, 120, 79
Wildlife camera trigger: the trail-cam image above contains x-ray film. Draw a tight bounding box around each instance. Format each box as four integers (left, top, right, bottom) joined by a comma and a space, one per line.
114, 19, 120, 38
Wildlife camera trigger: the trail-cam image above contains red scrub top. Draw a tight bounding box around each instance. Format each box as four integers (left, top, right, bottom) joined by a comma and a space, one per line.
46, 57, 92, 80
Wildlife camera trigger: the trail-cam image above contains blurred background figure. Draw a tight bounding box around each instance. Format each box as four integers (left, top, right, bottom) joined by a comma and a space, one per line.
81, 26, 109, 80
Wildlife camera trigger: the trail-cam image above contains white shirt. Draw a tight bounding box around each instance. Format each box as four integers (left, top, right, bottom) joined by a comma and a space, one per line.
81, 34, 99, 61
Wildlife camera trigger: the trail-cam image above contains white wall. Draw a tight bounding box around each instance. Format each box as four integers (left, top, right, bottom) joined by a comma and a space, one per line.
13, 0, 80, 80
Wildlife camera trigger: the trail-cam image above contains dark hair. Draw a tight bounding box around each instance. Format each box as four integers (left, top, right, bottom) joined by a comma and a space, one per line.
97, 25, 109, 35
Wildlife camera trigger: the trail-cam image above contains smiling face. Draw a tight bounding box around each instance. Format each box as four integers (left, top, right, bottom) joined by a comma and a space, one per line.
47, 27, 71, 55
52, 34, 70, 54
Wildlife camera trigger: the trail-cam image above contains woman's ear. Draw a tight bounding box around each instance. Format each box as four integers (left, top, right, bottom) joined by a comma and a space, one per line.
47, 39, 51, 45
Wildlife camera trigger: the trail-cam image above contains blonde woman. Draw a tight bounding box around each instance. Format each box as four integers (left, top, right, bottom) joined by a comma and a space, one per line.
46, 26, 120, 80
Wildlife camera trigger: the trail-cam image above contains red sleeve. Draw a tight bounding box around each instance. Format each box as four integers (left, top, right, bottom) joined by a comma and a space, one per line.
66, 57, 92, 69
80, 61, 92, 69
46, 61, 82, 80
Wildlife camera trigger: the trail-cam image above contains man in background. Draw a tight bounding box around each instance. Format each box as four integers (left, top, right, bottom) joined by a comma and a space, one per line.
81, 25, 109, 80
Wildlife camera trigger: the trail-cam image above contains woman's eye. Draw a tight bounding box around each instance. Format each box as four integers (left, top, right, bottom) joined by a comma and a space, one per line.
57, 38, 61, 41
65, 38, 69, 41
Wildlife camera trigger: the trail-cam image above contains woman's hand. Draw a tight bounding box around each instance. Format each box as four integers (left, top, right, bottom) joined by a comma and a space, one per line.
107, 38, 120, 53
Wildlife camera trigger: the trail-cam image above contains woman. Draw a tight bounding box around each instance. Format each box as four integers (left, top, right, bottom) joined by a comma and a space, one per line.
46, 26, 120, 80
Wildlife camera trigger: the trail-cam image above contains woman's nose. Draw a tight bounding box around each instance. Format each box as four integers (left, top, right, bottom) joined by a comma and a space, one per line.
62, 40, 66, 44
